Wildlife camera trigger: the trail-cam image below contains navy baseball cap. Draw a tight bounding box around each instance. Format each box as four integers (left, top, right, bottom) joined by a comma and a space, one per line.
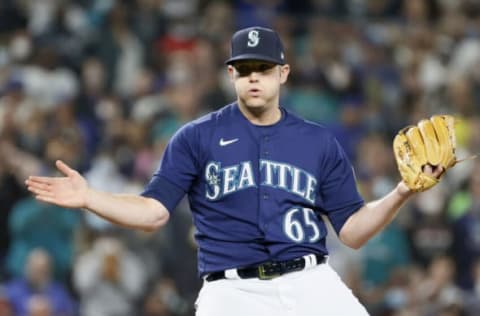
225, 26, 286, 65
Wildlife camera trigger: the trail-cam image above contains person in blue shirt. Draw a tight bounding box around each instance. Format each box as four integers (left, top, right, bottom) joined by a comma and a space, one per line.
5, 248, 76, 316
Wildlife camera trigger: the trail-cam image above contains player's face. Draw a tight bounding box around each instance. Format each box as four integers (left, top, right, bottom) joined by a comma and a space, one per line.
228, 60, 290, 110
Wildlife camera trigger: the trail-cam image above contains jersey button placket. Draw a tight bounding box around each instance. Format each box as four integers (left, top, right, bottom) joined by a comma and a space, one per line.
259, 134, 272, 233
260, 134, 272, 200
262, 135, 271, 158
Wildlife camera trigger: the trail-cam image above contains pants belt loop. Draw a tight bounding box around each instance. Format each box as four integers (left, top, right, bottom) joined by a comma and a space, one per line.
303, 254, 318, 270
224, 268, 241, 279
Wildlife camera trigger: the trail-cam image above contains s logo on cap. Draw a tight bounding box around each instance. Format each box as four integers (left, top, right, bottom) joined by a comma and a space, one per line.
247, 30, 260, 47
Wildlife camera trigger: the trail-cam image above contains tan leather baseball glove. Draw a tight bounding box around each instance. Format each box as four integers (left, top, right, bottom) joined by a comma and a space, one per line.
393, 115, 457, 192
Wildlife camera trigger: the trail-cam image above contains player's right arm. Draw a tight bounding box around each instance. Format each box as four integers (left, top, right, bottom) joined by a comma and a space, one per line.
25, 160, 169, 232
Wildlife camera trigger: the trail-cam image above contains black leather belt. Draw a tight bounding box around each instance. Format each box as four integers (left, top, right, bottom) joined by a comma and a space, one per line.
205, 254, 326, 282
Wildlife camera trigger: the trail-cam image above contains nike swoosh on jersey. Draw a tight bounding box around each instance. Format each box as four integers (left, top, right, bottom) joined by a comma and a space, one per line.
219, 138, 239, 146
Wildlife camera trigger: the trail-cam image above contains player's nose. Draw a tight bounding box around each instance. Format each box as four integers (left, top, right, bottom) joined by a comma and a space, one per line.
248, 71, 260, 82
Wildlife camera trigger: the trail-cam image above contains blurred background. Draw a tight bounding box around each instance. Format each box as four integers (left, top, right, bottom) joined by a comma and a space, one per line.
1, 0, 480, 315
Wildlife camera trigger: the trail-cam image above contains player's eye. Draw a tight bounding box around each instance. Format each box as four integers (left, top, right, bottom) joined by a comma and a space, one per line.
235, 65, 251, 76
258, 63, 275, 72
234, 63, 276, 76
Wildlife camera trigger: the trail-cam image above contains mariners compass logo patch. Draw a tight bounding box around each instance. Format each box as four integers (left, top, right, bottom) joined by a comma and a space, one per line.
247, 30, 260, 47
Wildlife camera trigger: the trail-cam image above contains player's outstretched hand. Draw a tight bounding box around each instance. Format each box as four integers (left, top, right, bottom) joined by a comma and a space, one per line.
25, 160, 89, 209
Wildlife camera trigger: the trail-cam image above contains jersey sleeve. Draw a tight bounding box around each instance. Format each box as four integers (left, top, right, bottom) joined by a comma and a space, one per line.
318, 134, 364, 234
141, 123, 200, 212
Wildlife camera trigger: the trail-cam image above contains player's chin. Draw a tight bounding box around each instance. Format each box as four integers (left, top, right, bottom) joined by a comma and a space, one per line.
243, 97, 267, 108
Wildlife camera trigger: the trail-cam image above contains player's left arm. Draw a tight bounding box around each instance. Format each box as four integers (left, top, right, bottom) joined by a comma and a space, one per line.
340, 115, 460, 249
339, 114, 459, 249
338, 168, 439, 249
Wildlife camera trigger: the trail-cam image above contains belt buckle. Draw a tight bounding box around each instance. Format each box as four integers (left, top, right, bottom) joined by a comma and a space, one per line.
258, 262, 281, 280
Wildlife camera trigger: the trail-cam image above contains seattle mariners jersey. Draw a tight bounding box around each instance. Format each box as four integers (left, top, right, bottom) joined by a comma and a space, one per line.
142, 102, 364, 276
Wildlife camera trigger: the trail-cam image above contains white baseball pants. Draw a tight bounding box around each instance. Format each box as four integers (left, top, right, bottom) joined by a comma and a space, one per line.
195, 263, 369, 316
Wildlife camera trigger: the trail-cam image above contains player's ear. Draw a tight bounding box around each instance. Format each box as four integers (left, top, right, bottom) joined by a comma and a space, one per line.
279, 64, 290, 84
227, 65, 235, 82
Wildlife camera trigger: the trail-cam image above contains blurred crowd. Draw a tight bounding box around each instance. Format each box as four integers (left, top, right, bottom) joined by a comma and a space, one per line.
1, 0, 480, 315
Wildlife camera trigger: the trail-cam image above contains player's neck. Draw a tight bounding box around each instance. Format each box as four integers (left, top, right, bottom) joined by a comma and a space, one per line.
237, 101, 281, 126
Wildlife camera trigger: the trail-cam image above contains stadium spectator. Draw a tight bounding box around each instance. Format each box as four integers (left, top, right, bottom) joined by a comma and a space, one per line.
4, 248, 76, 316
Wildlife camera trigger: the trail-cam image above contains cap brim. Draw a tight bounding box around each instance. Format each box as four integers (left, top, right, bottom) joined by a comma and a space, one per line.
225, 54, 285, 65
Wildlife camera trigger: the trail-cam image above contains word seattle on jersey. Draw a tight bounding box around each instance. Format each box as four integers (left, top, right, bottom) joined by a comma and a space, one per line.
205, 159, 317, 204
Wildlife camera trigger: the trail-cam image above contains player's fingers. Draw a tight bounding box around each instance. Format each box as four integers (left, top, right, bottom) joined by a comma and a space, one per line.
27, 183, 52, 194
422, 164, 444, 179
433, 166, 444, 178
422, 164, 433, 174
27, 185, 55, 197
56, 160, 76, 177
25, 179, 51, 190
25, 176, 52, 187
26, 176, 56, 186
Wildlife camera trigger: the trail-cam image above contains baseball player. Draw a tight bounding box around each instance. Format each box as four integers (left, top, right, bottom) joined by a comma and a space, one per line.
26, 27, 455, 315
